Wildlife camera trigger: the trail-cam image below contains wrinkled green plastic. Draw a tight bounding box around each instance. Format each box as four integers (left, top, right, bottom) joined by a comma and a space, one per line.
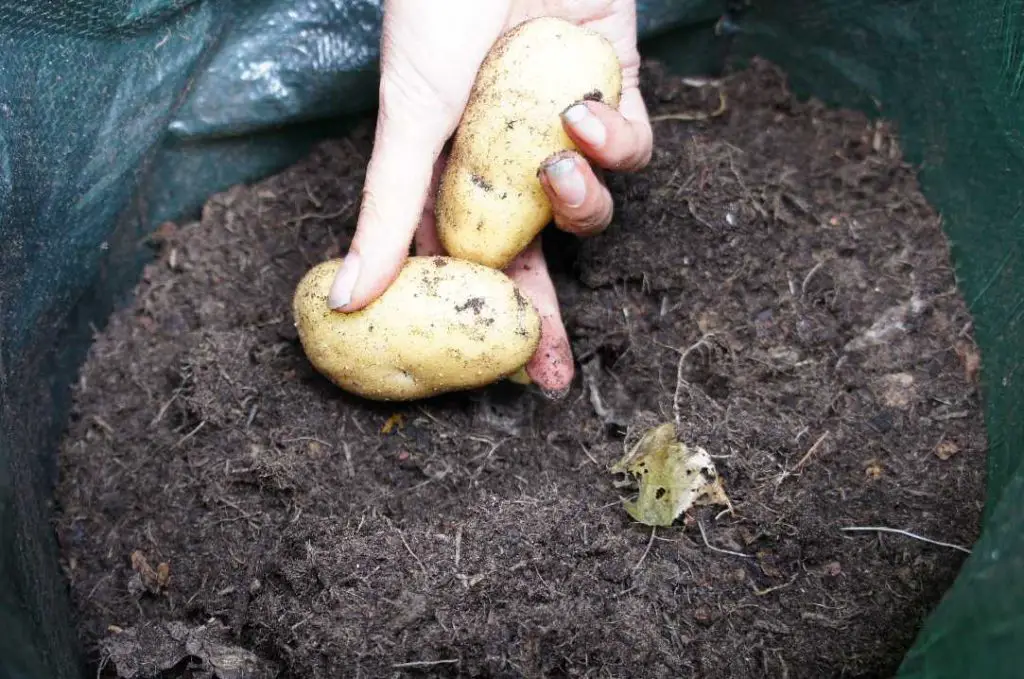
0, 2, 1020, 678
732, 4, 1024, 676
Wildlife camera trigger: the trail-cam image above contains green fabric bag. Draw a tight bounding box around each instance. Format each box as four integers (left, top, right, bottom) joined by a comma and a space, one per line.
0, 2, 1019, 677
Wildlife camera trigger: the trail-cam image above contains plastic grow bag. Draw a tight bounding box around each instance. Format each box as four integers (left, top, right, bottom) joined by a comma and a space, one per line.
0, 1, 1020, 678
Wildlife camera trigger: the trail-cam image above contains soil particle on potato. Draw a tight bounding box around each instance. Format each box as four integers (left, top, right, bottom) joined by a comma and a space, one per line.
55, 58, 987, 679
471, 173, 494, 192
455, 297, 487, 315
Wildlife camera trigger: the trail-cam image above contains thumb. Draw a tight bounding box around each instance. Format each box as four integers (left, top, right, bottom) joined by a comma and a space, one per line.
328, 78, 450, 311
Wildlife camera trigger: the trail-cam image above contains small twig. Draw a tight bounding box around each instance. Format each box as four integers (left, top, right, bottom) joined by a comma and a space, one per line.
841, 526, 971, 554
286, 204, 352, 226
632, 526, 657, 573
578, 441, 601, 466
280, 436, 332, 447
613, 584, 639, 598
771, 431, 831, 492
218, 496, 255, 520
454, 526, 462, 570
714, 506, 735, 521
671, 335, 724, 427
395, 527, 428, 574
92, 416, 115, 436
149, 386, 183, 427
86, 573, 113, 601
342, 442, 355, 478
392, 659, 460, 669
304, 181, 323, 208
932, 410, 971, 421
470, 438, 509, 481
416, 406, 455, 433
245, 404, 259, 428
582, 357, 615, 424
801, 261, 826, 297
791, 431, 831, 473
697, 518, 753, 559
752, 573, 799, 596
401, 477, 435, 495
172, 420, 206, 449
290, 613, 315, 631
651, 84, 728, 122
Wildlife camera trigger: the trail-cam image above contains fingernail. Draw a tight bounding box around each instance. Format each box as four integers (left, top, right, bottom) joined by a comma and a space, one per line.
328, 251, 361, 310
540, 382, 572, 401
542, 156, 586, 208
562, 102, 606, 147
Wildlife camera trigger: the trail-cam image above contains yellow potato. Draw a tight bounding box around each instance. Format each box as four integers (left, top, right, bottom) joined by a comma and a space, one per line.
292, 256, 541, 401
436, 16, 623, 269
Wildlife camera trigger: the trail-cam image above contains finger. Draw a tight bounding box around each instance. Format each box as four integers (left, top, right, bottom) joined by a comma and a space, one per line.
559, 87, 653, 173
538, 151, 614, 237
329, 90, 448, 311
414, 151, 447, 256
329, 0, 512, 311
504, 239, 574, 398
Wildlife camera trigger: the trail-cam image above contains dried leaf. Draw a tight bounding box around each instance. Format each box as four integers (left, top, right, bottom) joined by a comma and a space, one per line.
935, 440, 960, 460
609, 422, 731, 526
381, 413, 405, 435
955, 340, 981, 384
864, 459, 883, 479
130, 550, 170, 596
156, 562, 171, 588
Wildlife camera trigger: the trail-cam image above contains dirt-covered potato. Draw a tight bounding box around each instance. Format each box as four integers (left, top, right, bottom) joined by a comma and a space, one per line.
436, 16, 622, 269
292, 256, 542, 401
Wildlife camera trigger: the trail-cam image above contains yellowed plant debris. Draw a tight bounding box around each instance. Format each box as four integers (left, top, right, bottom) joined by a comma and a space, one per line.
610, 422, 732, 526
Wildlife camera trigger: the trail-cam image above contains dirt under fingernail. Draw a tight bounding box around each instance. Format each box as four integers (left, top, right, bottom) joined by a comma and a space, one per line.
540, 383, 572, 401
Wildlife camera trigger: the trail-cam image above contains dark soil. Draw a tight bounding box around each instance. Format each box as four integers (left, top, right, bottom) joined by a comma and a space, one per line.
55, 58, 988, 679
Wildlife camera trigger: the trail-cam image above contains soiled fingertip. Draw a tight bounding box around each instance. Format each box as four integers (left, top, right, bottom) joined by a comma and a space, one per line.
526, 333, 575, 400
539, 382, 572, 401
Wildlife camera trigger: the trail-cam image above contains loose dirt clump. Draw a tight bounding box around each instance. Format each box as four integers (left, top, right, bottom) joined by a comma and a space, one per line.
56, 58, 987, 678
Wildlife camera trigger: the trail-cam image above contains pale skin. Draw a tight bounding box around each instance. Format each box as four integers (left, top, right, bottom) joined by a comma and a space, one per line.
328, 0, 654, 398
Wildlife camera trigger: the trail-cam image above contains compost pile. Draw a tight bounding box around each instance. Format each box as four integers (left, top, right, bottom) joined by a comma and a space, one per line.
56, 59, 987, 678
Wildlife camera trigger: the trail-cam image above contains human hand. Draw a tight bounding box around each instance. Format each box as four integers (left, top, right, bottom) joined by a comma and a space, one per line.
328, 0, 653, 398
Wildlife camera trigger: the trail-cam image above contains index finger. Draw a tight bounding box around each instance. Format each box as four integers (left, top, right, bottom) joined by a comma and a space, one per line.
560, 87, 653, 173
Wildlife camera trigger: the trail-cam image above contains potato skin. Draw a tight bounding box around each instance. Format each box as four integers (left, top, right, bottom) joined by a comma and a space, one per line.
292, 256, 541, 401
436, 17, 622, 269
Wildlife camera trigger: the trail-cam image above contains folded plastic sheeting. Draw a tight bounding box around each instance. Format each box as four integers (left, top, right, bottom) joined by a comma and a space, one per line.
0, 2, 1019, 678
733, 4, 1023, 676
